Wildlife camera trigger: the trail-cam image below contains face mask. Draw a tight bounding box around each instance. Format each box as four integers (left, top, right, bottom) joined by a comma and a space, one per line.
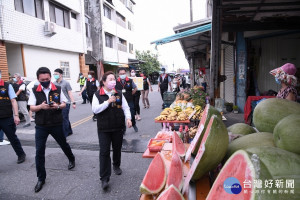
88, 75, 92, 79
107, 80, 116, 90
54, 75, 60, 80
0, 74, 1, 79
40, 81, 50, 88
13, 78, 17, 82
161, 71, 165, 74
120, 75, 126, 80
275, 78, 281, 85
131, 72, 135, 76
80, 75, 83, 79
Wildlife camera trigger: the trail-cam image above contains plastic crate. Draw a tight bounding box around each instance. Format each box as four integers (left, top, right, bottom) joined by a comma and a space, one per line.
163, 92, 176, 102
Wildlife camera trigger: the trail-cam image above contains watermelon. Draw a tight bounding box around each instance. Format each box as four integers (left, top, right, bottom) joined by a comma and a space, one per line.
173, 131, 185, 158
207, 147, 300, 200
183, 115, 228, 193
253, 98, 300, 133
157, 185, 184, 200
227, 123, 256, 135
226, 132, 275, 158
274, 114, 300, 154
166, 152, 183, 191
184, 104, 221, 162
140, 153, 166, 194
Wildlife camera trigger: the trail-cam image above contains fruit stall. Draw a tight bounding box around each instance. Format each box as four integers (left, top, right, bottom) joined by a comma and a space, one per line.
139, 94, 300, 199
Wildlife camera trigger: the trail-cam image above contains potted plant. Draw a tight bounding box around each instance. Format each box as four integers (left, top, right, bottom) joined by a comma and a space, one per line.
233, 105, 239, 113
225, 102, 233, 112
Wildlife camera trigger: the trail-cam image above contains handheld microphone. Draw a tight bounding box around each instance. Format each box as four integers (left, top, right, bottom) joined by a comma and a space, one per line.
111, 90, 116, 107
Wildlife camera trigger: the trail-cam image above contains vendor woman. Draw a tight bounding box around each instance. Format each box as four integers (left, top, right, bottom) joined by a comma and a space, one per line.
92, 71, 132, 190
270, 63, 297, 101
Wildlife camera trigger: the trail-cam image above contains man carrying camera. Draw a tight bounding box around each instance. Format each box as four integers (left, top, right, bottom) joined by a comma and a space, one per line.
28, 67, 75, 193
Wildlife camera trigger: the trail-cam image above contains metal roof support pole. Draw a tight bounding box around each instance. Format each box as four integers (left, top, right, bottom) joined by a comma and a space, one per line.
209, 0, 221, 102
189, 56, 195, 88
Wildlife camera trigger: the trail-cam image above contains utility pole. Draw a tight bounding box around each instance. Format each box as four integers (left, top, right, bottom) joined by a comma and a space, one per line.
190, 0, 193, 22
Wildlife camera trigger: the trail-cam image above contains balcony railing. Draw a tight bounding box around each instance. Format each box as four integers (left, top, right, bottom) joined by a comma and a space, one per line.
118, 43, 127, 52
117, 17, 126, 28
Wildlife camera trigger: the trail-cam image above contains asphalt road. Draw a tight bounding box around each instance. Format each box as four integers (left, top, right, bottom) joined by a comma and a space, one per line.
0, 85, 165, 200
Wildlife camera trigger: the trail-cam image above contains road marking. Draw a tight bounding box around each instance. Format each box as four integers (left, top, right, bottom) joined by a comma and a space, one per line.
71, 115, 93, 128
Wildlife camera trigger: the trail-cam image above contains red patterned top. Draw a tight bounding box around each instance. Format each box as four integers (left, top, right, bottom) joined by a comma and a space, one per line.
276, 86, 297, 101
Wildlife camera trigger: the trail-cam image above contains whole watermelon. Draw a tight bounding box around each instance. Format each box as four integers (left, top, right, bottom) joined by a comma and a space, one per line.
253, 98, 300, 133
274, 114, 300, 154
227, 123, 256, 135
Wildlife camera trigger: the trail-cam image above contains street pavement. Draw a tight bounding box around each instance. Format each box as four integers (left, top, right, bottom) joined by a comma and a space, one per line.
0, 85, 243, 200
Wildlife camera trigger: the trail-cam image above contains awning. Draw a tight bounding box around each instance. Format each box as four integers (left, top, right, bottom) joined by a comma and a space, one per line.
151, 23, 211, 45
104, 62, 129, 68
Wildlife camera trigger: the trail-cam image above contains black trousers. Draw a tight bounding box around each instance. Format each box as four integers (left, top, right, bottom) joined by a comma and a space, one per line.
133, 93, 140, 115
127, 101, 136, 127
0, 116, 25, 157
98, 130, 124, 181
35, 125, 75, 181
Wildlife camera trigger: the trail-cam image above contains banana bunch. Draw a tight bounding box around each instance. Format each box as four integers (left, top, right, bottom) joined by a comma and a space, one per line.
192, 110, 204, 120
189, 126, 198, 139
173, 106, 182, 113
177, 112, 188, 121
160, 108, 172, 115
155, 115, 167, 121
184, 107, 194, 116
167, 111, 178, 121
194, 105, 202, 112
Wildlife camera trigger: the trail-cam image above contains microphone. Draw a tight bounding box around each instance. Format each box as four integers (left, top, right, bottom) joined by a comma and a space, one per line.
111, 89, 116, 107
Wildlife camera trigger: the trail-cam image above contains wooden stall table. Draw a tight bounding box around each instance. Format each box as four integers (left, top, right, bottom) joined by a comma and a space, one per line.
140, 143, 210, 200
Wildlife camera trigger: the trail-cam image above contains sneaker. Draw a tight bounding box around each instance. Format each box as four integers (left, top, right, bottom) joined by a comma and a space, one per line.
0, 140, 10, 146
113, 166, 122, 175
23, 123, 31, 128
101, 180, 109, 190
30, 118, 35, 122
17, 154, 26, 164
93, 115, 97, 121
137, 116, 141, 121
133, 125, 138, 132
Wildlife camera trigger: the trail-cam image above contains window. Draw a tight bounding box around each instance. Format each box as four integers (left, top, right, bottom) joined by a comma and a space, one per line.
60, 62, 70, 78
106, 0, 113, 5
85, 16, 91, 38
128, 21, 132, 30
105, 33, 113, 48
71, 12, 77, 19
118, 38, 127, 52
129, 43, 133, 54
103, 5, 111, 19
120, 0, 127, 5
14, 0, 44, 19
116, 12, 126, 28
127, 0, 133, 12
49, 2, 70, 28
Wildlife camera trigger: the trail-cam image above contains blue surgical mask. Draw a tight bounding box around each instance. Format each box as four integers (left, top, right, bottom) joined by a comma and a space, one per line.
13, 78, 17, 82
120, 75, 126, 80
0, 74, 1, 79
54, 74, 60, 80
88, 75, 92, 79
80, 75, 83, 78
275, 78, 281, 85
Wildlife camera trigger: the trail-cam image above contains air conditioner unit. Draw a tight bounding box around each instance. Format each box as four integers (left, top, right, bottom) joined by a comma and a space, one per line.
44, 21, 56, 36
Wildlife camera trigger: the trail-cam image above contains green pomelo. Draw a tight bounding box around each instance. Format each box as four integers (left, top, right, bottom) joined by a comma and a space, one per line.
226, 132, 275, 158
207, 147, 300, 200
227, 123, 256, 135
185, 105, 221, 163
273, 114, 300, 154
253, 98, 300, 133
157, 185, 184, 200
140, 153, 166, 194
182, 115, 228, 194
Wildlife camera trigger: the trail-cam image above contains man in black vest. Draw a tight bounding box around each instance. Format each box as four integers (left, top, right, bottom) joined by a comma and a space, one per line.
28, 67, 75, 193
13, 73, 31, 128
116, 67, 138, 132
157, 68, 172, 108
0, 70, 26, 163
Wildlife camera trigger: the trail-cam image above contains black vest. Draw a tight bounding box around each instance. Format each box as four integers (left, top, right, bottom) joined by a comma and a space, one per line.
159, 74, 169, 90
0, 82, 13, 118
13, 82, 27, 101
95, 89, 125, 132
116, 78, 133, 102
86, 79, 97, 97
143, 77, 149, 90
32, 85, 63, 126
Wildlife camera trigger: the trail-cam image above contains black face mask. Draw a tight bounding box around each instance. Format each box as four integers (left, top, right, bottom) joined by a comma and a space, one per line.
40, 81, 50, 88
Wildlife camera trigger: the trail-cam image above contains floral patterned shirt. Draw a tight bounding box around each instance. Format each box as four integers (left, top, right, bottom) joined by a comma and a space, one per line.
276, 86, 297, 101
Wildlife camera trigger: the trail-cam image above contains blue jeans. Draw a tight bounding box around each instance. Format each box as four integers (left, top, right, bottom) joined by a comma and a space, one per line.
0, 129, 3, 141
35, 125, 75, 181
62, 104, 72, 137
0, 117, 25, 156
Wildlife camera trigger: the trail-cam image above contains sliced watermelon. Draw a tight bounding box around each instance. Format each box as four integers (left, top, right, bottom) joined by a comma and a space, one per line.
173, 131, 185, 158
157, 185, 185, 200
183, 115, 228, 194
207, 147, 300, 200
140, 153, 167, 194
166, 152, 183, 191
185, 104, 221, 162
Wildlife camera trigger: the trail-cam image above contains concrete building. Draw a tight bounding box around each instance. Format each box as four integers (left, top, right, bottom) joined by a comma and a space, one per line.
0, 0, 87, 91
85, 0, 136, 78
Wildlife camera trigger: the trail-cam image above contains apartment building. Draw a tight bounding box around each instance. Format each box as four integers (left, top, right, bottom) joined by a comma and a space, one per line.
0, 0, 87, 91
